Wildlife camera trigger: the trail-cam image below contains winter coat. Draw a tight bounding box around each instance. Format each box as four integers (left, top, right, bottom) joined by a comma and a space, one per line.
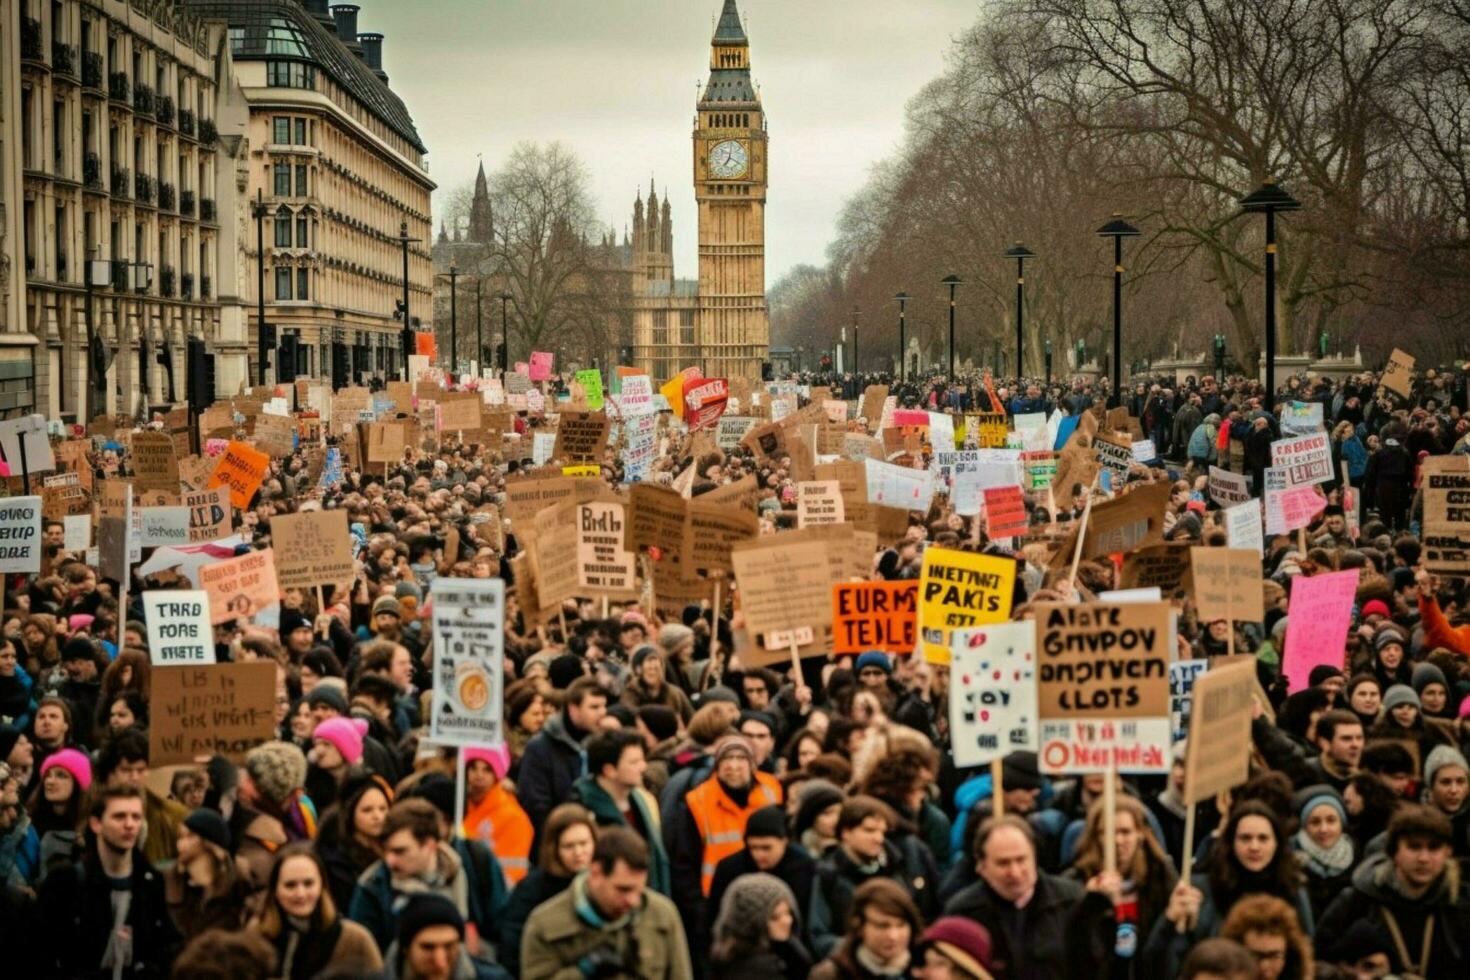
348, 839, 509, 954
1187, 422, 1218, 463
568, 775, 671, 895
1142, 871, 1315, 979
620, 677, 695, 723
517, 712, 587, 832
497, 868, 572, 979
141, 789, 188, 869
944, 870, 1115, 980
519, 875, 693, 980
711, 944, 813, 980
1172, 404, 1202, 457
707, 843, 818, 944
266, 917, 383, 980
33, 850, 181, 980
809, 840, 932, 959
1316, 852, 1470, 977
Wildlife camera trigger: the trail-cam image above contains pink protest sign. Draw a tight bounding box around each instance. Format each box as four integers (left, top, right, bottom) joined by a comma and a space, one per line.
892, 409, 930, 427
1271, 485, 1325, 533
529, 351, 554, 382
1282, 568, 1360, 692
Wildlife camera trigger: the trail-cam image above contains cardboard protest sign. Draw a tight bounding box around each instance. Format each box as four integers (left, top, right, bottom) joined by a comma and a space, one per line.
1191, 547, 1264, 623
1270, 433, 1332, 487
1225, 499, 1264, 552
1183, 657, 1257, 803
625, 482, 688, 556
42, 473, 90, 519
131, 432, 180, 493
428, 577, 505, 745
982, 485, 1028, 540
683, 376, 729, 431
96, 482, 132, 584
715, 416, 758, 451
438, 395, 481, 432
918, 548, 1016, 664
138, 506, 192, 547
797, 481, 845, 528
731, 536, 837, 664
150, 662, 275, 765
1421, 455, 1470, 575
865, 459, 936, 512
208, 441, 270, 510
1119, 543, 1194, 597
950, 621, 1039, 768
198, 548, 281, 624
272, 510, 353, 591
1282, 569, 1359, 691
552, 412, 611, 462
831, 581, 918, 655
1035, 601, 1172, 773
143, 590, 216, 665
574, 502, 639, 596
1207, 466, 1250, 507
1381, 348, 1414, 398
253, 413, 296, 457
684, 499, 760, 575
1094, 432, 1134, 479
0, 496, 42, 573
859, 385, 889, 429
1060, 481, 1171, 564
1170, 660, 1208, 744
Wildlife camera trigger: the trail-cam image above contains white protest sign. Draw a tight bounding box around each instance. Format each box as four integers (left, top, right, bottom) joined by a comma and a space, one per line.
0, 496, 43, 573
1131, 440, 1158, 464
1270, 432, 1332, 487
1280, 401, 1323, 437
865, 458, 936, 512
138, 506, 192, 547
63, 514, 93, 551
950, 621, 1038, 768
0, 414, 55, 474
142, 590, 216, 665
428, 577, 505, 746
1208, 466, 1250, 507
1225, 499, 1264, 552
927, 412, 955, 451
532, 431, 556, 465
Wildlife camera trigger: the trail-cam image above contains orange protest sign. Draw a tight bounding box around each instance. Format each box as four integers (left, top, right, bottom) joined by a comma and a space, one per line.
207, 441, 269, 510
831, 581, 918, 655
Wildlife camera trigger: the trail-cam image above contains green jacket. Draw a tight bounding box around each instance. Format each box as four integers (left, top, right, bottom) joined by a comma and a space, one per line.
520, 875, 692, 980
569, 775, 672, 896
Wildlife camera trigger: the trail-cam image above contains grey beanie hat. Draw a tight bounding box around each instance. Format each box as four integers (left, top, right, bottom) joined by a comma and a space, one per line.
243, 740, 308, 804
713, 872, 798, 949
1382, 684, 1420, 713
1424, 744, 1469, 788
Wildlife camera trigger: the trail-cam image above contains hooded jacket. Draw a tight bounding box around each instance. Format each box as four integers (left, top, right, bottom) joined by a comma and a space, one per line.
568, 774, 671, 896
347, 839, 509, 956
1316, 851, 1470, 977
517, 711, 587, 831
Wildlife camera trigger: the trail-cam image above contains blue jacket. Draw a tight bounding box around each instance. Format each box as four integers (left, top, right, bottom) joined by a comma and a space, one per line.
348, 839, 509, 957
1339, 435, 1368, 480
1187, 422, 1218, 462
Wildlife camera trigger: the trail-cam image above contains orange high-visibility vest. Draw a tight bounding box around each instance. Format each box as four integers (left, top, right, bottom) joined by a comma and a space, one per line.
461, 783, 533, 886
684, 772, 782, 895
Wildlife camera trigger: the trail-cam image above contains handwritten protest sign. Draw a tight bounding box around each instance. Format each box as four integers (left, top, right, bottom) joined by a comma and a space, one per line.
574, 501, 639, 596
1225, 499, 1264, 552
1421, 455, 1470, 575
918, 548, 1016, 664
208, 441, 270, 509
0, 496, 42, 573
138, 506, 191, 547
1267, 484, 1324, 535
1282, 569, 1360, 691
982, 485, 1028, 540
865, 459, 936, 512
131, 432, 179, 493
63, 513, 92, 551
1035, 601, 1172, 773
731, 537, 838, 664
831, 581, 918, 655
553, 412, 611, 462
1381, 348, 1414, 398
1191, 547, 1265, 623
150, 662, 275, 765
1270, 433, 1332, 487
1183, 657, 1257, 803
198, 548, 281, 624
574, 369, 605, 410
143, 590, 216, 665
950, 621, 1038, 767
1118, 543, 1193, 597
184, 487, 231, 543
1094, 433, 1134, 478
529, 351, 554, 381
428, 577, 505, 746
1207, 466, 1250, 507
797, 481, 845, 528
272, 510, 353, 591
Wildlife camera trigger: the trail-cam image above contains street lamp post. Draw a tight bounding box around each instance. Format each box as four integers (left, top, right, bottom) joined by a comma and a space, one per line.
851, 306, 860, 375
474, 279, 484, 375
894, 293, 909, 383
1003, 243, 1035, 379
941, 275, 962, 380
398, 221, 421, 380
497, 292, 513, 376
1214, 333, 1226, 376
448, 265, 458, 375
1239, 178, 1301, 411
1044, 338, 1053, 384
85, 250, 112, 418
253, 188, 268, 385
1096, 214, 1140, 408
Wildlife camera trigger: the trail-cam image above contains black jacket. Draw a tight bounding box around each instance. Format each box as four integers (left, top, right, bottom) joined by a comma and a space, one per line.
517, 712, 586, 832
33, 850, 180, 979
944, 871, 1114, 980
1317, 852, 1470, 977
707, 843, 818, 941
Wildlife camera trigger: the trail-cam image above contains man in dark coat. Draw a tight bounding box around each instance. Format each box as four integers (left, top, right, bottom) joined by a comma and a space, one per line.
706, 804, 817, 941
33, 785, 180, 979
943, 815, 1114, 980
517, 677, 607, 833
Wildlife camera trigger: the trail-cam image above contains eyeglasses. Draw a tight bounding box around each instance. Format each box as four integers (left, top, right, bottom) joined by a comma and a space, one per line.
1248, 948, 1286, 963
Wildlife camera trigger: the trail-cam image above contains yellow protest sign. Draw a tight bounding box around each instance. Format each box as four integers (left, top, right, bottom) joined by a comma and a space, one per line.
918, 547, 1017, 664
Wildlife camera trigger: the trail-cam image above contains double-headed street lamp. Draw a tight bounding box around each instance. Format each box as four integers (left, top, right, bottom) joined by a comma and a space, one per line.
894, 292, 909, 382
941, 275, 962, 380
1096, 214, 1140, 408
1003, 243, 1034, 379
1240, 178, 1301, 411
434, 265, 459, 375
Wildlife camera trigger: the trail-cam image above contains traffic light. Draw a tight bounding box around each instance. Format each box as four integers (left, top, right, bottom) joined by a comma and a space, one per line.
278, 334, 298, 383
618, 344, 635, 365
187, 337, 215, 412
331, 341, 348, 390
156, 344, 177, 403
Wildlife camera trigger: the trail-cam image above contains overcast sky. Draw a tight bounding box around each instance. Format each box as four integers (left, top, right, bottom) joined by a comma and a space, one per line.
365, 0, 982, 287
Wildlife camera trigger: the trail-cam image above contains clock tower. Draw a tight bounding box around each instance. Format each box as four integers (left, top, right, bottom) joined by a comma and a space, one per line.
693, 0, 768, 379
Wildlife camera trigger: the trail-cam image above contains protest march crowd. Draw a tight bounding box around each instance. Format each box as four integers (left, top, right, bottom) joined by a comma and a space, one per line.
1, 344, 1469, 980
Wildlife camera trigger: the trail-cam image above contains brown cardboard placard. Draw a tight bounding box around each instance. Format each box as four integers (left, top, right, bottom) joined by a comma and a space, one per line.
1035, 600, 1171, 720
1190, 547, 1265, 622
198, 548, 281, 624
552, 412, 611, 462
1183, 657, 1256, 804
1119, 542, 1195, 597
731, 536, 837, 664
797, 480, 845, 528
131, 431, 180, 493
271, 510, 354, 591
1421, 455, 1470, 575
184, 486, 232, 543
150, 662, 276, 765
1381, 348, 1414, 399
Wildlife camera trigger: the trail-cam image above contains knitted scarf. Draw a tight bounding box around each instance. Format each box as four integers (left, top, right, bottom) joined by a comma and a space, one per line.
1294, 829, 1354, 878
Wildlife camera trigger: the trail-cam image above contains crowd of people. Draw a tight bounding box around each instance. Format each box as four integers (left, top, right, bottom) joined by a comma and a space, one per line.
0, 359, 1467, 980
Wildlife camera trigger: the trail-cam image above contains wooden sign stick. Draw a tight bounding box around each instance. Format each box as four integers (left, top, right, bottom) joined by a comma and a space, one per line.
1067, 473, 1101, 589
991, 757, 1005, 819
1103, 764, 1118, 874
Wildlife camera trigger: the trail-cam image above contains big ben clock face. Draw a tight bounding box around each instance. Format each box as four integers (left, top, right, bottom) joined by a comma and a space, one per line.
709, 139, 749, 179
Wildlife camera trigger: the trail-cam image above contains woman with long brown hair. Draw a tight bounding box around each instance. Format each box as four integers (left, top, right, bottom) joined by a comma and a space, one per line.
497, 803, 599, 978
94, 649, 151, 731
1067, 793, 1179, 979
252, 842, 382, 979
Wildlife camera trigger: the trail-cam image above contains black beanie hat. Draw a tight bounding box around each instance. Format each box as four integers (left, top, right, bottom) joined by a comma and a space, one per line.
407, 772, 455, 825
184, 807, 232, 852
548, 653, 586, 690
636, 705, 679, 743
397, 893, 464, 947
745, 804, 789, 841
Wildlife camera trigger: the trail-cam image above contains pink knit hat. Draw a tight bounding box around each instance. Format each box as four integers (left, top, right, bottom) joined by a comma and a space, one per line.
41, 747, 93, 792
1459, 694, 1470, 721
463, 744, 511, 781
312, 717, 368, 765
